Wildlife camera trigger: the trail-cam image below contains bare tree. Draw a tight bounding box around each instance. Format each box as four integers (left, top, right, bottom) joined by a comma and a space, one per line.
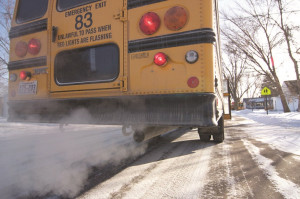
272, 0, 300, 111
245, 72, 262, 99
221, 0, 291, 112
223, 46, 255, 110
0, 0, 14, 82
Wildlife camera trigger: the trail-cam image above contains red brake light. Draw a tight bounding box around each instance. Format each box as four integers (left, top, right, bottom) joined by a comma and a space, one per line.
20, 71, 31, 81
15, 41, 28, 57
187, 77, 199, 88
154, 52, 168, 66
164, 6, 188, 31
28, 38, 41, 55
139, 12, 161, 35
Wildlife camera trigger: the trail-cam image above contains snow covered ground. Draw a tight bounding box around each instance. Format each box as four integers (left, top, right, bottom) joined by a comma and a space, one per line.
233, 109, 300, 156
0, 110, 299, 199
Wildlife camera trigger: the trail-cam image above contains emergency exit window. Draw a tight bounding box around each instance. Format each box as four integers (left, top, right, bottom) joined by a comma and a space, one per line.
54, 44, 119, 85
57, 0, 98, 11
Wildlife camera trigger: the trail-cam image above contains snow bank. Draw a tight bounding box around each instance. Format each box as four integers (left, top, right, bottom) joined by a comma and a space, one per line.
233, 110, 300, 156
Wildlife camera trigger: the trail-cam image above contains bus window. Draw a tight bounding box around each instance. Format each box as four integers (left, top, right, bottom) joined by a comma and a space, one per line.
57, 0, 98, 11
54, 44, 119, 85
16, 0, 48, 23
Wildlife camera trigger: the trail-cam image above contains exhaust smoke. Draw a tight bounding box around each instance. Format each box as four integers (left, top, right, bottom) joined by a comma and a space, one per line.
0, 108, 148, 199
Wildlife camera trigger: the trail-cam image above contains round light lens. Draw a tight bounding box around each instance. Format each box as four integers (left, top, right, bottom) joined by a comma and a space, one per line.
9, 73, 18, 82
187, 76, 199, 88
19, 71, 31, 81
28, 38, 41, 55
15, 41, 28, 57
154, 52, 168, 66
185, 50, 198, 64
139, 12, 161, 35
164, 6, 188, 31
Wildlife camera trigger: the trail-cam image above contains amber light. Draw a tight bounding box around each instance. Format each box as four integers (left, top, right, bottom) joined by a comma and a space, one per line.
187, 77, 199, 88
139, 12, 161, 35
164, 6, 188, 31
15, 41, 28, 57
154, 52, 168, 66
28, 38, 41, 55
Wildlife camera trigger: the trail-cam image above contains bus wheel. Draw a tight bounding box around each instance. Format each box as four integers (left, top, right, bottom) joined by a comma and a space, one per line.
199, 134, 211, 141
213, 115, 224, 143
198, 128, 211, 141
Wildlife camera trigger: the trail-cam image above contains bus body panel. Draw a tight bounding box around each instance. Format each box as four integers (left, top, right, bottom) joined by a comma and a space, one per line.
8, 0, 51, 101
50, 1, 125, 93
8, 0, 224, 128
128, 44, 215, 94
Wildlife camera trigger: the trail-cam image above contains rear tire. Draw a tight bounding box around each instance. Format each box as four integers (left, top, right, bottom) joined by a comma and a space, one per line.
213, 115, 224, 143
199, 133, 211, 142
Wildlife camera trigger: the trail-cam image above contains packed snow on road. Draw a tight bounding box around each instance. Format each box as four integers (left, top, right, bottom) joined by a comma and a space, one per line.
0, 109, 299, 199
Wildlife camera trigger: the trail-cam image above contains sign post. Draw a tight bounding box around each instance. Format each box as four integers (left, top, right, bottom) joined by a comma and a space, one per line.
261, 87, 271, 115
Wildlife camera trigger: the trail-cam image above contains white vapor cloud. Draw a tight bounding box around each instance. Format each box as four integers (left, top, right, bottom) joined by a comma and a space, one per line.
0, 114, 147, 198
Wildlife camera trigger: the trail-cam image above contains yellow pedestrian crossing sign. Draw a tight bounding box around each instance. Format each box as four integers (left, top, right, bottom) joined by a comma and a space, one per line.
261, 87, 271, 96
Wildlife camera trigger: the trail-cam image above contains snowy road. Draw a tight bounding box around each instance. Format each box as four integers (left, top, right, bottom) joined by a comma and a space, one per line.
0, 111, 300, 199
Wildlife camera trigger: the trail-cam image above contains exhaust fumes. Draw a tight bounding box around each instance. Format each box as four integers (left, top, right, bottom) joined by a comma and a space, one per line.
0, 108, 148, 199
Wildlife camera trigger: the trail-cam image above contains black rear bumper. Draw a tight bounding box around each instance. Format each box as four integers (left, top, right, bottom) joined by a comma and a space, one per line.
8, 93, 217, 127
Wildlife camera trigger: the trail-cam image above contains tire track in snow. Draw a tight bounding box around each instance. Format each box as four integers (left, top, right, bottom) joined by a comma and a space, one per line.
243, 139, 300, 199
78, 131, 214, 199
108, 141, 183, 199
223, 126, 283, 199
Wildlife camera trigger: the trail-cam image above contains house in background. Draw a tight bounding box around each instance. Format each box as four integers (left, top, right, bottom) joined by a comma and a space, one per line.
243, 80, 299, 112
243, 97, 273, 110
272, 80, 299, 111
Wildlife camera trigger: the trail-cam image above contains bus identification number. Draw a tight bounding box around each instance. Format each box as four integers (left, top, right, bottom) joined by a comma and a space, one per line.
75, 12, 93, 30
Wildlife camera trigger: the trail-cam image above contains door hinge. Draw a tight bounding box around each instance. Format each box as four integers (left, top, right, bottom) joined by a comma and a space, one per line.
114, 7, 127, 22
120, 77, 128, 92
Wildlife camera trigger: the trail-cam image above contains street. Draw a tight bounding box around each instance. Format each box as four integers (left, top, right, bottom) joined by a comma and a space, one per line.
78, 116, 300, 199
0, 113, 300, 199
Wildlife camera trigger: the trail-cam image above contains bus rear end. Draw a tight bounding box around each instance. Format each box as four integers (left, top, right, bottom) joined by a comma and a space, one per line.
8, 0, 224, 142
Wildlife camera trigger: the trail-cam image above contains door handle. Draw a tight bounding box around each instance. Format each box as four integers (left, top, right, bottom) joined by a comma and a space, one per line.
52, 26, 58, 43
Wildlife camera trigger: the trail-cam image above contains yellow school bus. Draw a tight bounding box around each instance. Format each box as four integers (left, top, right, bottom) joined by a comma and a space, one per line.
8, 0, 225, 142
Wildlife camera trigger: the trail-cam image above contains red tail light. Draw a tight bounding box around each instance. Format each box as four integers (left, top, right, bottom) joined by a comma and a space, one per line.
139, 12, 161, 35
187, 77, 199, 88
15, 41, 28, 57
164, 6, 188, 31
154, 52, 168, 66
28, 38, 41, 55
20, 71, 31, 81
